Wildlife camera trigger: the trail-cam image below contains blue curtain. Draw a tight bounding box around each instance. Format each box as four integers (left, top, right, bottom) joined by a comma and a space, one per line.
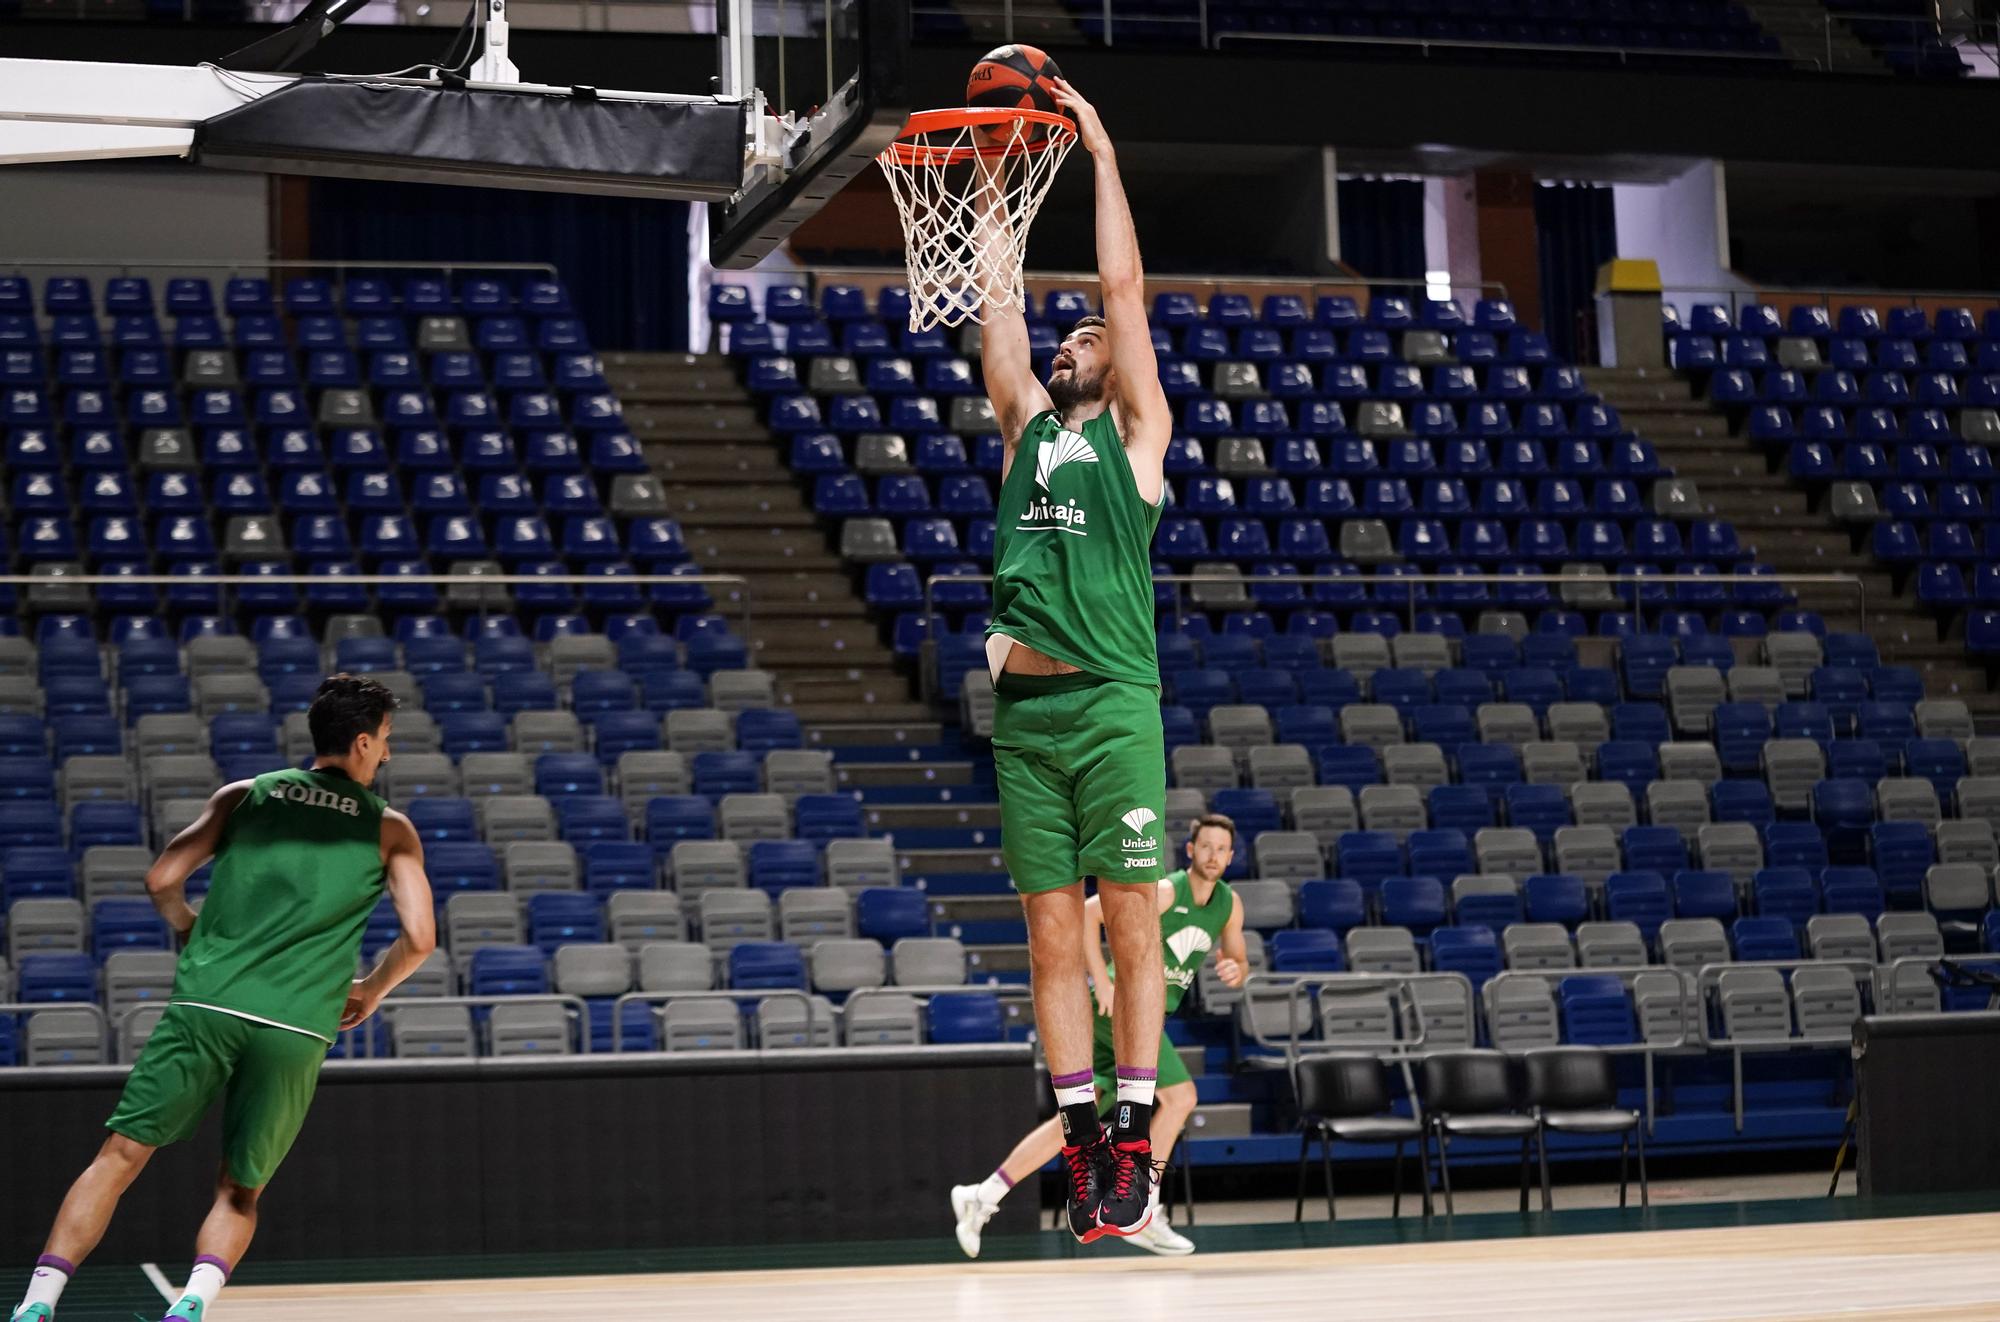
1337, 178, 1426, 283
306, 179, 691, 351
1535, 181, 1617, 365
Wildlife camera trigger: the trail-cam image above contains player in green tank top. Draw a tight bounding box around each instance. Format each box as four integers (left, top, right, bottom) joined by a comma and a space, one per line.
951, 815, 1248, 1258
971, 75, 1177, 1244
10, 676, 437, 1322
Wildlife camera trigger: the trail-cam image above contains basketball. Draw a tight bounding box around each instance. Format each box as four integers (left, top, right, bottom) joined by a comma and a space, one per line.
966, 43, 1066, 126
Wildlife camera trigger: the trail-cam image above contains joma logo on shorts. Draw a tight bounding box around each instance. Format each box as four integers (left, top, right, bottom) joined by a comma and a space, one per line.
1123, 856, 1159, 869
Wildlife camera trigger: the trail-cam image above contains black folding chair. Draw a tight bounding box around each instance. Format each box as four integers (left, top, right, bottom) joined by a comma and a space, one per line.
1293, 1053, 1430, 1222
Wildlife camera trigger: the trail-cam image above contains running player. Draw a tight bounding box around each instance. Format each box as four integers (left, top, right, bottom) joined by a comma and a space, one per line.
972, 75, 1175, 1242
951, 815, 1246, 1257
9, 674, 435, 1322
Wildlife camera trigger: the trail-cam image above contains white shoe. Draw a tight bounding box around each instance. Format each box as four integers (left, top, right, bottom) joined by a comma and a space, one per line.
951, 1184, 997, 1259
1126, 1210, 1195, 1257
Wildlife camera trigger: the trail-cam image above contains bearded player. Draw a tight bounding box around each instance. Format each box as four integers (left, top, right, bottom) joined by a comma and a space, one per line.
10, 675, 435, 1322
972, 74, 1176, 1243
952, 816, 1247, 1257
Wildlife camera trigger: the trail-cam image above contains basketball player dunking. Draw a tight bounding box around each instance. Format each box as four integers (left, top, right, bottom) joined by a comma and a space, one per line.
952, 815, 1248, 1256
973, 77, 1175, 1242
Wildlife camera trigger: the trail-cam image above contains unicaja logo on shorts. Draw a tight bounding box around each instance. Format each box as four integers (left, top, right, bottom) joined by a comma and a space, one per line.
1120, 807, 1159, 865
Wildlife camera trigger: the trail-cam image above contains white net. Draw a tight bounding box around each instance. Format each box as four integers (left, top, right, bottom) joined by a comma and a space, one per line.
876, 110, 1077, 333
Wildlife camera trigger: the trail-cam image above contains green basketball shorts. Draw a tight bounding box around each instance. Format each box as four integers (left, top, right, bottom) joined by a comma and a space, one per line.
1089, 1012, 1192, 1113
991, 671, 1168, 894
106, 1003, 327, 1188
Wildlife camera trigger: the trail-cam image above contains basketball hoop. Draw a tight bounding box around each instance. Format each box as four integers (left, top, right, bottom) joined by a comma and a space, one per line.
876, 107, 1077, 332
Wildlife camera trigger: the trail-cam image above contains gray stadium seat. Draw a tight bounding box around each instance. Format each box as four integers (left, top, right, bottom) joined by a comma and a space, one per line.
480, 794, 556, 844
1665, 667, 1725, 736
186, 635, 255, 675
758, 994, 839, 1048
1874, 962, 1941, 1015
1172, 745, 1239, 792
856, 433, 912, 474
1960, 407, 2000, 445
1633, 972, 1687, 1044
1213, 436, 1268, 472
1658, 742, 1722, 783
1289, 785, 1357, 848
1569, 782, 1637, 830
388, 948, 453, 999
661, 999, 745, 1051
1401, 330, 1454, 366
892, 936, 967, 986
1762, 633, 1822, 699
444, 892, 523, 956
719, 792, 790, 841
1476, 612, 1529, 641
104, 950, 177, 1023
394, 1004, 480, 1056
145, 754, 219, 806
1475, 828, 1542, 878
27, 1009, 105, 1067
1476, 703, 1539, 747
135, 713, 206, 760
1502, 923, 1576, 971
1878, 912, 1945, 963
0, 637, 34, 677
1319, 988, 1398, 1047
1196, 930, 1265, 1014
618, 750, 692, 809
824, 838, 899, 891
1403, 975, 1476, 1050
845, 992, 924, 1046
670, 841, 747, 897
504, 841, 580, 894
1390, 633, 1452, 677
1165, 786, 1208, 822
1247, 744, 1314, 791
1924, 863, 1991, 916
1560, 563, 1619, 609
1230, 880, 1295, 929
1935, 820, 1998, 868
192, 674, 269, 720
1382, 743, 1448, 790
1697, 822, 1764, 886
549, 635, 617, 688
637, 941, 714, 992
381, 752, 460, 801
1762, 738, 1825, 814
950, 396, 997, 433
1650, 477, 1703, 516
1828, 482, 1879, 525
1806, 914, 1875, 963
117, 1004, 168, 1063
1555, 825, 1622, 888
839, 518, 900, 563
1546, 702, 1610, 749
8, 898, 85, 959
1253, 831, 1323, 884
1877, 777, 1942, 825
1915, 699, 1973, 742
1355, 401, 1407, 439
280, 711, 315, 762
1645, 781, 1710, 842
1207, 705, 1275, 760
82, 846, 151, 904
710, 670, 778, 713
1359, 783, 1426, 838
764, 749, 835, 797
61, 756, 137, 810
1959, 778, 2000, 824
0, 675, 44, 717
961, 671, 996, 739
1187, 562, 1250, 610
1716, 968, 1791, 1042
1484, 976, 1559, 1051
1659, 918, 1728, 972
778, 888, 855, 944
666, 709, 735, 754
443, 560, 511, 611
553, 943, 634, 999
1725, 666, 1785, 709
152, 797, 204, 844
1332, 635, 1392, 687
810, 938, 887, 994
513, 711, 584, 755
1971, 739, 2000, 777
1575, 921, 1647, 969
607, 891, 686, 949
1238, 982, 1315, 1046
1774, 337, 1822, 371
1345, 926, 1420, 974
697, 889, 775, 953
1522, 741, 1585, 786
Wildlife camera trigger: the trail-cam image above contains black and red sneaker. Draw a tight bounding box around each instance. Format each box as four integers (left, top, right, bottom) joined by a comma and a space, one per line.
1061, 1141, 1109, 1243
1094, 1137, 1155, 1238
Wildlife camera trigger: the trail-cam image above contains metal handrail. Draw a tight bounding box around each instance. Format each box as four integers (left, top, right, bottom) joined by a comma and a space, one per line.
799, 265, 1510, 304
609, 987, 823, 1051
1211, 29, 1809, 68
1690, 957, 1876, 1131
1483, 966, 1696, 1132
920, 569, 1867, 702
0, 571, 756, 636
1664, 282, 2000, 322
841, 982, 1035, 1027
347, 992, 592, 1058
1236, 970, 1438, 1065
3, 258, 560, 281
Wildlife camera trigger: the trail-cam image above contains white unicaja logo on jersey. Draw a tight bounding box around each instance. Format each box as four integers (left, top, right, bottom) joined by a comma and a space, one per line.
1167, 926, 1213, 966
272, 782, 361, 816
1021, 430, 1096, 536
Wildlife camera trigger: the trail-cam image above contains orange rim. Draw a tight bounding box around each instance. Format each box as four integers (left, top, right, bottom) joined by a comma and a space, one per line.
884, 107, 1076, 166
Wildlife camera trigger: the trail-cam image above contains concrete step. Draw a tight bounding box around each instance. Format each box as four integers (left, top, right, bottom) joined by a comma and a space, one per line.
863, 801, 1005, 831
805, 719, 947, 746
660, 484, 815, 521
791, 700, 934, 724
642, 445, 792, 483
898, 845, 1009, 876
623, 401, 768, 439
835, 761, 980, 789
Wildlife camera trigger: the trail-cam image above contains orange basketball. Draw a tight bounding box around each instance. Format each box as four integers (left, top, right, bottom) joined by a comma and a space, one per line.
965, 44, 1065, 145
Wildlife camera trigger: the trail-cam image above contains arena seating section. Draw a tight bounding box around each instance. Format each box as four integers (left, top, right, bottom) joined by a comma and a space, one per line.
3, 266, 1996, 1169
1666, 300, 2000, 655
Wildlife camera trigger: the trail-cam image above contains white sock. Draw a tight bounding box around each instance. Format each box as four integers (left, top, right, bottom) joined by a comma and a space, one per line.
19, 1255, 72, 1315
976, 1170, 1013, 1207
170, 1259, 228, 1318
1115, 1070, 1157, 1110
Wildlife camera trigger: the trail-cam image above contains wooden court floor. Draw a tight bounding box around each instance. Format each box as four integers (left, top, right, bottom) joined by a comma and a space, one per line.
215, 1212, 2000, 1322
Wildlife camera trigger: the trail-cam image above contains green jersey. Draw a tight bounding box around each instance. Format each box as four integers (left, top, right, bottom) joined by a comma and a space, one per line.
987, 409, 1164, 688
170, 767, 388, 1042
1105, 868, 1237, 1014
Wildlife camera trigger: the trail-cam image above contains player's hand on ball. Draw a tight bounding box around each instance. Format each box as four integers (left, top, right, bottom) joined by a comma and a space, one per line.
1047, 78, 1110, 156
339, 981, 383, 1030
1216, 958, 1245, 988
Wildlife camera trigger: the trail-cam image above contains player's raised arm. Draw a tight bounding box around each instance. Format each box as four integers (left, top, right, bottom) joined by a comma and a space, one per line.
1049, 78, 1171, 484
341, 809, 438, 1029
972, 154, 1055, 456
145, 780, 252, 935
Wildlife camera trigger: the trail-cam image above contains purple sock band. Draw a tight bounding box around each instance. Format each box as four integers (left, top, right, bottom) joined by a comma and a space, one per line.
1050, 1069, 1094, 1089
35, 1255, 75, 1277
994, 1168, 1016, 1190
1116, 1066, 1158, 1081
193, 1255, 231, 1281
